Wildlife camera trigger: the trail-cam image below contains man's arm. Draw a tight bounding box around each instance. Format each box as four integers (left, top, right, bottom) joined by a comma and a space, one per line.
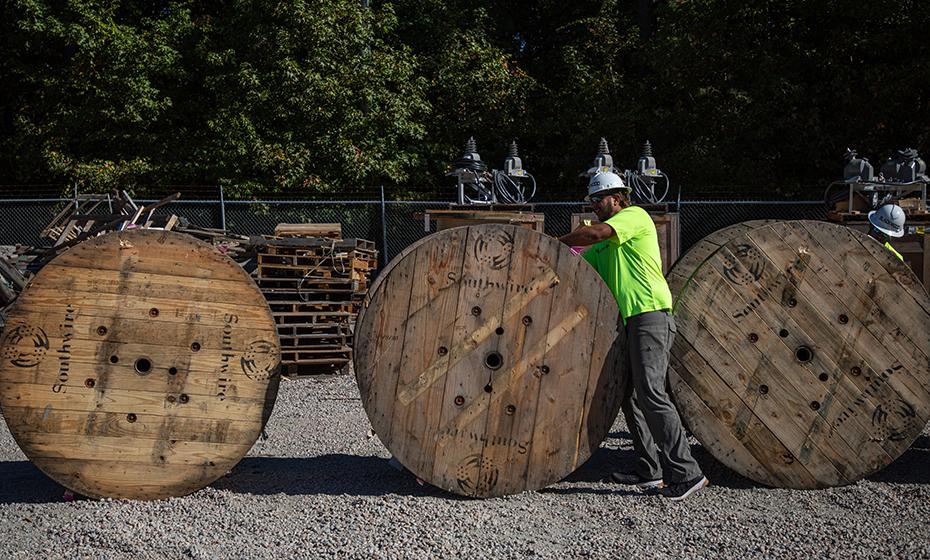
558, 223, 615, 247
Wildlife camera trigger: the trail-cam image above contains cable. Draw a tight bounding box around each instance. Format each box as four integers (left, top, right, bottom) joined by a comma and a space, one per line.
296, 239, 348, 302
625, 171, 671, 204
492, 171, 536, 204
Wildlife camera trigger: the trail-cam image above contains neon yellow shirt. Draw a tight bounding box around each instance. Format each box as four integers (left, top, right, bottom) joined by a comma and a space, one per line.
582, 206, 672, 323
884, 241, 904, 262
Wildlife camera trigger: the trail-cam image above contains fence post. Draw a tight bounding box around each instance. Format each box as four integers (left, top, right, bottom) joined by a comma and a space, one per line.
219, 185, 227, 231
380, 185, 389, 266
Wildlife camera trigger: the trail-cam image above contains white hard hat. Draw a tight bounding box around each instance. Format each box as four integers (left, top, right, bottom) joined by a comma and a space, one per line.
868, 204, 906, 238
586, 171, 630, 201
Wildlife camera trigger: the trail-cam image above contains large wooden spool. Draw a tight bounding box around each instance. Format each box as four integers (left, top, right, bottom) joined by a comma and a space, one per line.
667, 220, 930, 488
0, 230, 281, 499
354, 224, 625, 497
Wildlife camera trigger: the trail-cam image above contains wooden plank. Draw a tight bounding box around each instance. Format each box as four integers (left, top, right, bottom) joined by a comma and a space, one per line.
30, 458, 230, 500
389, 227, 468, 482
274, 223, 342, 238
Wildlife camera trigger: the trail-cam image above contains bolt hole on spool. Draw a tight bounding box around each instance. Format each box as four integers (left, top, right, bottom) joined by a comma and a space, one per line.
748, 333, 759, 343
168, 367, 178, 375
819, 373, 829, 382
505, 405, 516, 416
190, 342, 201, 352
495, 327, 504, 335
787, 298, 797, 308
522, 315, 532, 326
438, 346, 448, 356
838, 314, 849, 324
96, 326, 107, 336
484, 384, 493, 393
149, 308, 159, 317
779, 329, 789, 338
126, 413, 137, 423
109, 355, 119, 364
810, 401, 821, 411
134, 358, 152, 375
484, 351, 503, 370
759, 384, 769, 395
84, 378, 95, 388
471, 306, 482, 317
795, 346, 814, 363
454, 395, 465, 406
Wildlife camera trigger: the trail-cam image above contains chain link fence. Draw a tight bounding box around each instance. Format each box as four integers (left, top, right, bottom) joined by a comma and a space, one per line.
0, 197, 827, 266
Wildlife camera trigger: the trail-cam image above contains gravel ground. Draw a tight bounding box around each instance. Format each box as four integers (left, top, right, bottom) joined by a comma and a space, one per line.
1, 372, 928, 560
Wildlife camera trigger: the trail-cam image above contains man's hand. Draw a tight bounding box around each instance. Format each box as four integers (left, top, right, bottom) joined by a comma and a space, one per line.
558, 223, 614, 247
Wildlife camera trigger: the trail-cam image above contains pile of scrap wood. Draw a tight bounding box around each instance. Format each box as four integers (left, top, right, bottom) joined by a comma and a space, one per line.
36, 190, 257, 266
254, 224, 377, 376
0, 190, 257, 325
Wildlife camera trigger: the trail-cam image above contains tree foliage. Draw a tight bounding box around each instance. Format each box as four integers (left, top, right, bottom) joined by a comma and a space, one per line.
1, 0, 928, 197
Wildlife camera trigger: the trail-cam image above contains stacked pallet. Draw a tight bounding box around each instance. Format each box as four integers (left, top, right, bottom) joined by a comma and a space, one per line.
254, 232, 377, 376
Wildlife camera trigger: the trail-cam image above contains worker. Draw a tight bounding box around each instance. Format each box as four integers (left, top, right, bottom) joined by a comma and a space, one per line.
868, 204, 906, 262
558, 171, 707, 501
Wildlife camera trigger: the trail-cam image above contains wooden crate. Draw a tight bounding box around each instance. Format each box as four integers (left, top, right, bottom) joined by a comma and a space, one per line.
570, 210, 680, 274
423, 208, 545, 233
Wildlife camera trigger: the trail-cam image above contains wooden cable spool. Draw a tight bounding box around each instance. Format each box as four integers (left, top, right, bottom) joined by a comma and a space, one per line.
667, 220, 930, 488
354, 224, 625, 497
0, 230, 281, 499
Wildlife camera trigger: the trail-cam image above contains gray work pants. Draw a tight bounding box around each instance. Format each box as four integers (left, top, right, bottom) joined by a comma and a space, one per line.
620, 311, 703, 484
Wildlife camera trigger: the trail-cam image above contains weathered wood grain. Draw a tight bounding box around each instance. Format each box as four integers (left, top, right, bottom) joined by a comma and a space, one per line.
0, 230, 281, 500
668, 220, 930, 488
354, 225, 624, 497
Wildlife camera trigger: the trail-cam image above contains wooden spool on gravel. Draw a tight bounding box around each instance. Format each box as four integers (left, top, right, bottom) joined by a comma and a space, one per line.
0, 230, 281, 499
667, 220, 930, 488
354, 224, 625, 497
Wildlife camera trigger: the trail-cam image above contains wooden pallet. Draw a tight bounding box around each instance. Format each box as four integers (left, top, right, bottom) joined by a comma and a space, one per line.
255, 232, 377, 377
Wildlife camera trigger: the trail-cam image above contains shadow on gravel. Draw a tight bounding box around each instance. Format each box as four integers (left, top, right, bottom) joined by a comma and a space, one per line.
561, 442, 760, 491
866, 435, 930, 485
0, 461, 63, 504
215, 455, 466, 499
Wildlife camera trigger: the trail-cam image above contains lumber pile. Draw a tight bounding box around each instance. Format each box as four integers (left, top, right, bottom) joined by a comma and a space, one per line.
0, 190, 259, 327
254, 230, 377, 376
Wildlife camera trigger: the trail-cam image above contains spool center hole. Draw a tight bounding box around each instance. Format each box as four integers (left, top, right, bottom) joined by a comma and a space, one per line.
484, 351, 503, 370
134, 358, 152, 375
795, 346, 814, 363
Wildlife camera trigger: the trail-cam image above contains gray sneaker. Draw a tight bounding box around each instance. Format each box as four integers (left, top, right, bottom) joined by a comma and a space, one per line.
610, 471, 664, 489
658, 476, 708, 501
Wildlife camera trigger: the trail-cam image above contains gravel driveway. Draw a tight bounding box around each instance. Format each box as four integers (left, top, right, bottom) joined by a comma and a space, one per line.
1, 373, 928, 559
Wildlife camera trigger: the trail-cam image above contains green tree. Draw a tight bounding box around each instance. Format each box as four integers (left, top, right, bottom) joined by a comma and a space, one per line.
0, 0, 430, 196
